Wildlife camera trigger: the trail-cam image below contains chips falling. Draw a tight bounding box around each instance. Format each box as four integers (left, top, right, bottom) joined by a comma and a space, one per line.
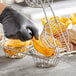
33, 36, 62, 56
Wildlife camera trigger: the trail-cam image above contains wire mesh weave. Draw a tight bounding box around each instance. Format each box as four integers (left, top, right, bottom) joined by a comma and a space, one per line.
25, 0, 53, 8
41, 20, 73, 51
31, 49, 59, 68
0, 39, 33, 58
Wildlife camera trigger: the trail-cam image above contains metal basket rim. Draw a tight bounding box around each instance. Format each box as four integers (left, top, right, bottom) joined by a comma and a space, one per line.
0, 39, 33, 50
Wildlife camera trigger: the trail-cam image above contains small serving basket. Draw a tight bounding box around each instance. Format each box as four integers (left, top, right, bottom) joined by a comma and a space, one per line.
0, 38, 33, 58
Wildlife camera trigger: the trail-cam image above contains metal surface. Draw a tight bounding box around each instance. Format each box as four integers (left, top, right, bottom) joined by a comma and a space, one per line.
0, 53, 76, 76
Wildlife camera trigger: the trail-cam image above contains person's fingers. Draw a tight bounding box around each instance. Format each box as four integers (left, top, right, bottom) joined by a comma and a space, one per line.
26, 25, 39, 40
5, 31, 32, 41
20, 27, 33, 41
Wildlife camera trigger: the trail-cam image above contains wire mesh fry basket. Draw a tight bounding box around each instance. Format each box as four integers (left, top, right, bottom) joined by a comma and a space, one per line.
31, 20, 73, 68
25, 0, 74, 68
0, 38, 33, 58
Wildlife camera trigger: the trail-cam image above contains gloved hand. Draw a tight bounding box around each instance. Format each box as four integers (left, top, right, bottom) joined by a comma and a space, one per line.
0, 7, 38, 41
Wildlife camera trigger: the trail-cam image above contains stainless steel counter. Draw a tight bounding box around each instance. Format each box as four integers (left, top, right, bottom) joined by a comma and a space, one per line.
0, 47, 76, 76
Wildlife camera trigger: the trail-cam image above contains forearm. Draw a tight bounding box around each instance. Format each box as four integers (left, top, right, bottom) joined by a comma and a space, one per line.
0, 3, 8, 15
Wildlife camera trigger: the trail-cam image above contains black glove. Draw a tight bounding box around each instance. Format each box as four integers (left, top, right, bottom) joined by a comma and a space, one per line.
0, 7, 38, 41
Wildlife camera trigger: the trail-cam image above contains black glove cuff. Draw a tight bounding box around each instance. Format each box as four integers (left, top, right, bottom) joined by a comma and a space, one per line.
0, 6, 13, 23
